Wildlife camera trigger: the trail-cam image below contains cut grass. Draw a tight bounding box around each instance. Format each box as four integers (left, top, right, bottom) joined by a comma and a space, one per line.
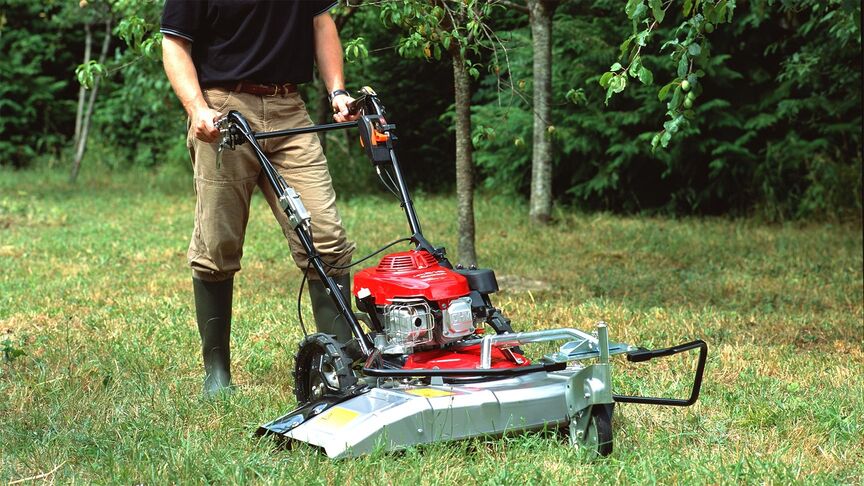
1, 166, 862, 484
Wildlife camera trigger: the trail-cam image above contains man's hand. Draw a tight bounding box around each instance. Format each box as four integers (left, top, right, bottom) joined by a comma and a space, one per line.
191, 105, 222, 143
331, 93, 358, 123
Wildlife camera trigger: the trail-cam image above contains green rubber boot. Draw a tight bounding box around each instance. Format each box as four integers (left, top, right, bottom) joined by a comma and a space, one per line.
193, 277, 233, 397
308, 274, 353, 344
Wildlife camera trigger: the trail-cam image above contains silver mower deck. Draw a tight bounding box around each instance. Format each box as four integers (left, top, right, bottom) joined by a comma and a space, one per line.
258, 323, 638, 458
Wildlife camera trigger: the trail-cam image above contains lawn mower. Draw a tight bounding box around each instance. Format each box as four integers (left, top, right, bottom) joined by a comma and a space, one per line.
214, 87, 707, 459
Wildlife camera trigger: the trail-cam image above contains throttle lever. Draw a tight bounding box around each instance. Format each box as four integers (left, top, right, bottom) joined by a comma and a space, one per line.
215, 117, 243, 168
346, 94, 367, 116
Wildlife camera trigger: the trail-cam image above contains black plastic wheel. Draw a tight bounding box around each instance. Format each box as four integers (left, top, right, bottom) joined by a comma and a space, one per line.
585, 404, 614, 457
292, 333, 357, 404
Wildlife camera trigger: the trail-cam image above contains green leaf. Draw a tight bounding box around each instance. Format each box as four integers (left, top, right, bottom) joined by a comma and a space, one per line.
660, 130, 672, 147
635, 29, 650, 47
717, 0, 728, 23
677, 54, 689, 77
611, 75, 627, 94
565, 88, 587, 105
625, 0, 643, 19
649, 0, 665, 23
610, 62, 623, 72
604, 75, 627, 104
658, 81, 674, 101
619, 35, 635, 59
688, 43, 702, 56
628, 56, 640, 77
638, 65, 654, 85
683, 0, 693, 16
599, 71, 614, 88
670, 86, 683, 110
631, 3, 649, 24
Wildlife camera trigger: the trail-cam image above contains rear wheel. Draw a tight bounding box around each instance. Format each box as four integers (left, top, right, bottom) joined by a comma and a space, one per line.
293, 333, 357, 404
584, 404, 613, 457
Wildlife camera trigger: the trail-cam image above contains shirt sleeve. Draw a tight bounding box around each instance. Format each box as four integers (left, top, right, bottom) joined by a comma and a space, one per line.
311, 1, 338, 17
160, 0, 206, 43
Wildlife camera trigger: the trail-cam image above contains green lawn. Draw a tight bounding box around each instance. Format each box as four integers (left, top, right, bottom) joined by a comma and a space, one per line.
1, 166, 862, 484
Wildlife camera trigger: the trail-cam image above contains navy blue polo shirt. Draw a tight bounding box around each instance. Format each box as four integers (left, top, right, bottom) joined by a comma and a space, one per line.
161, 0, 337, 86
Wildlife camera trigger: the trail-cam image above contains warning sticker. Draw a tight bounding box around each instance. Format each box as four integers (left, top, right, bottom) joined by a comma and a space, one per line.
316, 406, 360, 428
405, 388, 455, 398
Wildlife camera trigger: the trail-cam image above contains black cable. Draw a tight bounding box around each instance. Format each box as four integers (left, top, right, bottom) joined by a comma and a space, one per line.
296, 237, 411, 337
320, 237, 413, 270
297, 261, 310, 339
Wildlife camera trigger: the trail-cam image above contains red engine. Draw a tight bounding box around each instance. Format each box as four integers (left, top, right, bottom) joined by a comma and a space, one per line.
354, 250, 528, 369
354, 250, 469, 305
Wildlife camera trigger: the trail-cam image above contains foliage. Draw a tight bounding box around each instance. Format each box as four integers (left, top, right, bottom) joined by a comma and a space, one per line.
600, 0, 737, 150
470, 0, 861, 218
334, 4, 459, 189
0, 0, 860, 219
377, 0, 499, 74
79, 0, 180, 168
0, 0, 78, 167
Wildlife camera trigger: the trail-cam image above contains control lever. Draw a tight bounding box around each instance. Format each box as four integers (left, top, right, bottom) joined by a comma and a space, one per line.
215, 117, 233, 168
346, 94, 367, 116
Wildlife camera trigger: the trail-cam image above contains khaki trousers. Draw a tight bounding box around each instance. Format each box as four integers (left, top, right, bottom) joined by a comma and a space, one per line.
187, 88, 355, 282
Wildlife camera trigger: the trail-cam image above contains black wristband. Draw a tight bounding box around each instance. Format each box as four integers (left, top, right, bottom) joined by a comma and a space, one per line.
328, 89, 350, 103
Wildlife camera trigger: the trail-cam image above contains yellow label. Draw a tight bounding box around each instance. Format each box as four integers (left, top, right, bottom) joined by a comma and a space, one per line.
317, 406, 360, 428
405, 388, 454, 398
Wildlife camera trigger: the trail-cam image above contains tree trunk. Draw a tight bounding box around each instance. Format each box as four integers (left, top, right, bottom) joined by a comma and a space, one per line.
527, 0, 558, 224
70, 19, 111, 183
74, 23, 93, 146
452, 54, 477, 266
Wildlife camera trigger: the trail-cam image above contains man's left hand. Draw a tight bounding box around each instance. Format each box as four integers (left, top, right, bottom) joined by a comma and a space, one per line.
332, 94, 359, 123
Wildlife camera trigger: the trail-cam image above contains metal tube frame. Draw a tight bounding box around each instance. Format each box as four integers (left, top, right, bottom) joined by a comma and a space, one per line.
217, 98, 447, 358
222, 111, 374, 356
476, 327, 600, 369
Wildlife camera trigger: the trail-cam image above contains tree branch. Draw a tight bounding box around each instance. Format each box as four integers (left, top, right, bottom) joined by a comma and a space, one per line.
498, 0, 529, 14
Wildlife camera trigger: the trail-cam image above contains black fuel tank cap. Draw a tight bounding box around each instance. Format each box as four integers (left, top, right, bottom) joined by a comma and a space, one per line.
454, 268, 499, 294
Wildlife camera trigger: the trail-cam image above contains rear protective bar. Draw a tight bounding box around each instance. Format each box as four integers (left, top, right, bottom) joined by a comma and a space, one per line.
613, 339, 708, 406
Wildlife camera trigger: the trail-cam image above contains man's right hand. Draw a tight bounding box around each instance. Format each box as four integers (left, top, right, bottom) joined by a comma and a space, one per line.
191, 106, 222, 143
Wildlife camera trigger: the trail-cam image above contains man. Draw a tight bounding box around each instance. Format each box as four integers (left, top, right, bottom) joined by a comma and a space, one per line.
160, 0, 358, 396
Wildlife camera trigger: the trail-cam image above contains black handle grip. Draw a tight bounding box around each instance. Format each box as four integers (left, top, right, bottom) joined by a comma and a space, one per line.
614, 339, 708, 407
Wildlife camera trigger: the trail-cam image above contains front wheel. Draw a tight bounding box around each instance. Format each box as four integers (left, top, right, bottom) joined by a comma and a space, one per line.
292, 333, 357, 404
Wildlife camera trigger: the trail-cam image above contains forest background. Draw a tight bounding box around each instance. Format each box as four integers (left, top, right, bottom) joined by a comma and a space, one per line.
1, 0, 861, 223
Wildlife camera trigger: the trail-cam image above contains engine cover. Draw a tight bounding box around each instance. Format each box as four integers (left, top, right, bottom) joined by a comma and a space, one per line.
354, 250, 469, 305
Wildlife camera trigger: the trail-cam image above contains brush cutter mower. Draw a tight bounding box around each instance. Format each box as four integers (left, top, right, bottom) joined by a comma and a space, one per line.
215, 88, 707, 459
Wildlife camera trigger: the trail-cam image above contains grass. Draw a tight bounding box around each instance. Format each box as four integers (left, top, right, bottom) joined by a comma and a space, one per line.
1, 165, 862, 484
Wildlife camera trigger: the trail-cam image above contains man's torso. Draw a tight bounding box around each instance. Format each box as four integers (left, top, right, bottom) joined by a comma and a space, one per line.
161, 0, 336, 85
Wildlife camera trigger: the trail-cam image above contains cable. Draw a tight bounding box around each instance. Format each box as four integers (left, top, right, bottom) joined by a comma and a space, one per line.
320, 237, 413, 270
295, 237, 412, 337
297, 261, 310, 339
376, 166, 401, 199
382, 166, 402, 198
